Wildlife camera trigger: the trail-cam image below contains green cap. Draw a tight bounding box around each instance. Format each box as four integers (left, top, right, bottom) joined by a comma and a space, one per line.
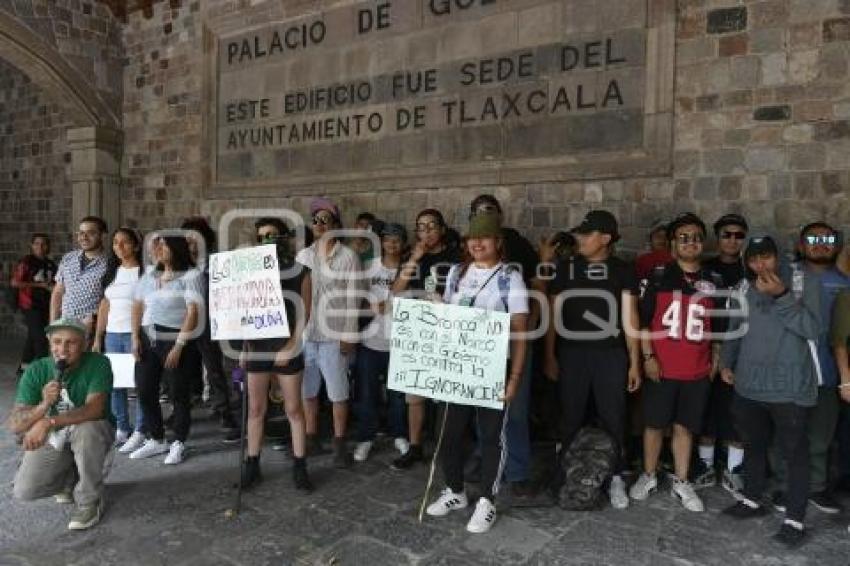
466, 213, 502, 239
44, 317, 87, 337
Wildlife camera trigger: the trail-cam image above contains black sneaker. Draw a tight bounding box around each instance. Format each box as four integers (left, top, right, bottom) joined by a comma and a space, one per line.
271, 439, 289, 453
222, 427, 241, 444
391, 445, 423, 471
809, 491, 843, 514
692, 460, 717, 490
772, 491, 786, 513
772, 522, 806, 548
723, 500, 767, 519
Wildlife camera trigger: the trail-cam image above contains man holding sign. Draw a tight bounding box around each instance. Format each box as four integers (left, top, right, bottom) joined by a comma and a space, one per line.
391, 213, 528, 534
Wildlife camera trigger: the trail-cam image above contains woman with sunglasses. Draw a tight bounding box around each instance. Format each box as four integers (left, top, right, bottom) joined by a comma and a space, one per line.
390, 208, 461, 470
127, 235, 203, 465
91, 228, 147, 449
240, 218, 313, 490
297, 198, 363, 467
425, 212, 529, 533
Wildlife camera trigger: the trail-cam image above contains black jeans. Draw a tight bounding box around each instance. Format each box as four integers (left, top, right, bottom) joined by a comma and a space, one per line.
557, 345, 628, 473
732, 394, 810, 522
21, 308, 49, 364
136, 326, 201, 442
195, 324, 233, 419
440, 403, 505, 501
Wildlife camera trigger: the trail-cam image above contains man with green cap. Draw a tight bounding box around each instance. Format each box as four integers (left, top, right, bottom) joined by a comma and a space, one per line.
6, 316, 114, 531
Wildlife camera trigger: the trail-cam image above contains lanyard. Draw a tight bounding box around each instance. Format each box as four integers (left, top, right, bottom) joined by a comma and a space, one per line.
462, 265, 502, 308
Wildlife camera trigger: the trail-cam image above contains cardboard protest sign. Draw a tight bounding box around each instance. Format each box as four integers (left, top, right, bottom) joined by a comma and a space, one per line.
208, 244, 289, 340
388, 297, 510, 410
105, 353, 135, 389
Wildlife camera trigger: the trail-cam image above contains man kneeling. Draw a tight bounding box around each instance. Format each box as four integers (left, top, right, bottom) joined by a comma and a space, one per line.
7, 317, 114, 530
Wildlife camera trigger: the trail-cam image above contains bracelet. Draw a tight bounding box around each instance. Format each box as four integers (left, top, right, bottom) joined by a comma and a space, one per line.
175, 338, 187, 347
642, 353, 656, 361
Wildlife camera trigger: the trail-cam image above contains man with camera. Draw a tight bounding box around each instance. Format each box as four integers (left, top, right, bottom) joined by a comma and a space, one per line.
7, 317, 114, 531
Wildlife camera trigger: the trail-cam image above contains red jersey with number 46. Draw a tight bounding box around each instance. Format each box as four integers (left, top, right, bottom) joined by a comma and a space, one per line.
639, 262, 721, 381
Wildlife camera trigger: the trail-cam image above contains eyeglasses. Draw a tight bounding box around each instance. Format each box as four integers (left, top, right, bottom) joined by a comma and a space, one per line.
675, 233, 704, 244
415, 222, 441, 233
805, 234, 837, 246
720, 231, 747, 240
257, 231, 280, 243
312, 215, 333, 226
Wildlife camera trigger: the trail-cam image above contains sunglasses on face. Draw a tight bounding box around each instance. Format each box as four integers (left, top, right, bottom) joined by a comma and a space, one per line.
312, 215, 333, 226
257, 232, 280, 243
675, 233, 704, 244
416, 222, 441, 233
720, 231, 747, 240
805, 234, 837, 246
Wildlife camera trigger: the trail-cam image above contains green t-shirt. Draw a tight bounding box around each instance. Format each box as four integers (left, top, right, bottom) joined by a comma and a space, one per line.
15, 352, 114, 424
832, 290, 850, 349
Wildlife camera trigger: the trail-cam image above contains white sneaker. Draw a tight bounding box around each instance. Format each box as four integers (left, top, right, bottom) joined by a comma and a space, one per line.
394, 437, 410, 455
609, 475, 629, 510
128, 438, 169, 460
353, 441, 373, 462
629, 473, 658, 501
119, 431, 146, 455
671, 478, 705, 512
115, 429, 130, 446
163, 440, 185, 465
466, 497, 497, 534
426, 488, 469, 517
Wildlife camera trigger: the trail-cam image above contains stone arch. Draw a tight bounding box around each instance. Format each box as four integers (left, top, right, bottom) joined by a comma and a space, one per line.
0, 8, 123, 231
0, 9, 120, 129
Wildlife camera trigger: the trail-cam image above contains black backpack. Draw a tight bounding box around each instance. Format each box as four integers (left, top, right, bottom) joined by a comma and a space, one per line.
558, 427, 617, 511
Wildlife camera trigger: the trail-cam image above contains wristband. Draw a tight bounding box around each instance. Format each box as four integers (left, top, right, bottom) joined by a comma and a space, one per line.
175, 338, 187, 347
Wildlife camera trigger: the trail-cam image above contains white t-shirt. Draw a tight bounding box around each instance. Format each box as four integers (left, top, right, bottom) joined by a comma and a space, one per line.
442, 263, 529, 314
104, 266, 141, 333
361, 259, 400, 352
134, 268, 204, 330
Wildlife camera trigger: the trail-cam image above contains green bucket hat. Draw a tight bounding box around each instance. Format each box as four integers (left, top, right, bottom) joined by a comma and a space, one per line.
466, 213, 502, 239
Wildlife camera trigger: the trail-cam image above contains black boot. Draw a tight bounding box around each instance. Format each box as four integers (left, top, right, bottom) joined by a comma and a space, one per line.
293, 458, 314, 492
391, 444, 424, 471
241, 456, 262, 489
333, 437, 352, 469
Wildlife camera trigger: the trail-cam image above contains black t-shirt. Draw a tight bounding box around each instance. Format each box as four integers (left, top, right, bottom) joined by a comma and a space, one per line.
703, 256, 745, 335
280, 260, 308, 336
503, 227, 538, 283
549, 255, 638, 349
407, 245, 461, 296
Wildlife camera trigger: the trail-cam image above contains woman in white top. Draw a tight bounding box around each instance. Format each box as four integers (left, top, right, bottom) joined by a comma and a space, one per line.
92, 228, 144, 447
127, 235, 203, 465
425, 213, 529, 535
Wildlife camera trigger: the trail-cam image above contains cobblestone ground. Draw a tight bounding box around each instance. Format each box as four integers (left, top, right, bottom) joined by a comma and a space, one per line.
1, 344, 849, 566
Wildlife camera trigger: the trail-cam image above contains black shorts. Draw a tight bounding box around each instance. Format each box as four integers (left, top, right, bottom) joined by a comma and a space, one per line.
243, 338, 305, 375
643, 377, 711, 434
701, 378, 740, 442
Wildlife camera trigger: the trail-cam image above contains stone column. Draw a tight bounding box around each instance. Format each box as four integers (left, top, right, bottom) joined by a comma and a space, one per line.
67, 126, 124, 232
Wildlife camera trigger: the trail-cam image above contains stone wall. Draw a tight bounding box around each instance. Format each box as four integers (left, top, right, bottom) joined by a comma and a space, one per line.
0, 0, 123, 339
118, 0, 849, 256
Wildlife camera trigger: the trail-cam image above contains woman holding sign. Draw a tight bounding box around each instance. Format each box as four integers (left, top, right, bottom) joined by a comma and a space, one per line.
391, 208, 462, 471
128, 235, 203, 465
240, 218, 313, 492
91, 228, 146, 451
426, 213, 529, 534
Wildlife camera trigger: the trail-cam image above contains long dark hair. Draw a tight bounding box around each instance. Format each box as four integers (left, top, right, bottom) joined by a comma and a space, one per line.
157, 235, 194, 273
101, 228, 143, 289
180, 216, 217, 254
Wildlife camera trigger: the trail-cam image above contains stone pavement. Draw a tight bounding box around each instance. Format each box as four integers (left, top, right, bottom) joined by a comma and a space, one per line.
0, 344, 849, 566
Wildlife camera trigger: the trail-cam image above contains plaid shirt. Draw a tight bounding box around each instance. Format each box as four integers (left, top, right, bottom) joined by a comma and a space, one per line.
56, 249, 108, 319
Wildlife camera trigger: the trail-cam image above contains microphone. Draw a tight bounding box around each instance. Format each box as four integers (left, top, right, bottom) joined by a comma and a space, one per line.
54, 359, 69, 387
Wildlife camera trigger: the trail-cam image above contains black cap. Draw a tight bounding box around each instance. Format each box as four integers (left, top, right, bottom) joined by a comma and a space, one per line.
572, 210, 619, 240
666, 212, 707, 240
744, 235, 778, 260
713, 213, 749, 235
380, 222, 407, 242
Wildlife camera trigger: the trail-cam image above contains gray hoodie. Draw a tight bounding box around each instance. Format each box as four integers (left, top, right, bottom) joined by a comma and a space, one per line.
720, 262, 821, 407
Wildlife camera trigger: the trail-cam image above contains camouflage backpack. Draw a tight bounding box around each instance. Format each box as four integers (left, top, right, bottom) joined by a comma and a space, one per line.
558, 427, 617, 511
